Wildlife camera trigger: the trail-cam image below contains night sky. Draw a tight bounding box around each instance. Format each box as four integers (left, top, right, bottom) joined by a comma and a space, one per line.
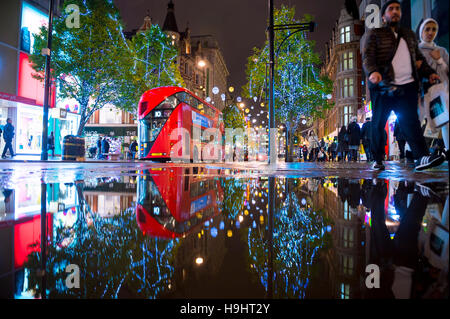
114, 0, 349, 94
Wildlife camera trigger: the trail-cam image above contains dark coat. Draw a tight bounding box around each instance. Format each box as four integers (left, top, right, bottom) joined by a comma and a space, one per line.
101, 139, 110, 154
347, 122, 361, 146
361, 121, 371, 141
130, 141, 138, 152
338, 127, 348, 152
48, 134, 55, 149
2, 123, 14, 142
362, 26, 435, 90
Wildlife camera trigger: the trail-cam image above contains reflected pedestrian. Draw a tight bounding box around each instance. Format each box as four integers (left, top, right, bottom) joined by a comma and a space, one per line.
1, 118, 15, 159
362, 0, 444, 171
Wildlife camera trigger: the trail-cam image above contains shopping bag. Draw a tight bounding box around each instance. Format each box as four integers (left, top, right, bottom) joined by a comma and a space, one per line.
423, 83, 449, 129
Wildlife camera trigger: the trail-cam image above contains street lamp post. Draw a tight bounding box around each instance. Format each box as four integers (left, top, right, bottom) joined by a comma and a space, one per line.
267, 0, 315, 163
41, 0, 55, 161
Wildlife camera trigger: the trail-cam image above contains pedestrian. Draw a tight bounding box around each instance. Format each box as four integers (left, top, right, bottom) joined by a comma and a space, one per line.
129, 139, 138, 159
96, 136, 103, 159
337, 126, 348, 162
1, 118, 15, 159
48, 131, 55, 157
394, 119, 407, 161
347, 116, 361, 162
329, 137, 338, 162
360, 117, 373, 162
302, 144, 308, 162
307, 131, 319, 162
418, 18, 449, 159
101, 137, 110, 160
361, 0, 444, 171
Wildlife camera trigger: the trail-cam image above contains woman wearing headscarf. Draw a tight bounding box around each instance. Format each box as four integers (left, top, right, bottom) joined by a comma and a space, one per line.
418, 18, 449, 158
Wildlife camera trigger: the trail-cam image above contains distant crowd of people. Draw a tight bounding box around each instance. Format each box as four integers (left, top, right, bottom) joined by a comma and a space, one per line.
87, 136, 138, 160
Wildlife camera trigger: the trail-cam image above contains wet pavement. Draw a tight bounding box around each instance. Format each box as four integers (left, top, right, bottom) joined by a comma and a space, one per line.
0, 161, 448, 299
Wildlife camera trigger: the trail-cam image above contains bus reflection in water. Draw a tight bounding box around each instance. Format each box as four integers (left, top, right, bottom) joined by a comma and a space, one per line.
136, 167, 224, 239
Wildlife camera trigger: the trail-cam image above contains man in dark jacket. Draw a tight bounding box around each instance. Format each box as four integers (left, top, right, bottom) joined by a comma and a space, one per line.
96, 136, 103, 159
362, 0, 444, 171
101, 137, 110, 160
360, 117, 373, 162
347, 116, 361, 162
2, 118, 15, 159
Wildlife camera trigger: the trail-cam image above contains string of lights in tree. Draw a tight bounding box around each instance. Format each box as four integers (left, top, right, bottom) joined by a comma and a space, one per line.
246, 182, 329, 298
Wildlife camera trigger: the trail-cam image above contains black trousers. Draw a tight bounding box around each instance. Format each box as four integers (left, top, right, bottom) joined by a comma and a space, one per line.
363, 140, 372, 161
397, 139, 406, 159
369, 82, 428, 162
2, 141, 14, 157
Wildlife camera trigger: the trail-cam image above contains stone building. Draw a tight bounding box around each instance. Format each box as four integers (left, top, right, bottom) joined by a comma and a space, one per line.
161, 0, 230, 110
316, 2, 365, 140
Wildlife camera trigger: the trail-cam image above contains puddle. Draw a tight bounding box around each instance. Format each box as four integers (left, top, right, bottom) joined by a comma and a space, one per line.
0, 168, 448, 299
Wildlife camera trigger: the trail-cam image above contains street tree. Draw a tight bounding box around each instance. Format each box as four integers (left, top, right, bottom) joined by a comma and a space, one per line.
30, 0, 131, 136
115, 24, 184, 114
30, 1, 183, 136
243, 6, 333, 160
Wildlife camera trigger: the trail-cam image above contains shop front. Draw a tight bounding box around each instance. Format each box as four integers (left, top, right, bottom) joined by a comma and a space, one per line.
84, 125, 138, 159
49, 107, 80, 156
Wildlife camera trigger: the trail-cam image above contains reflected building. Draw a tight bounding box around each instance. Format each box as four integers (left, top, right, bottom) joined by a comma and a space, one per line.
83, 176, 137, 218
312, 179, 367, 299
0, 182, 78, 298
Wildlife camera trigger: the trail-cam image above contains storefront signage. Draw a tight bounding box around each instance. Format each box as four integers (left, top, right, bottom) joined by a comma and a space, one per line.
60, 108, 67, 119
0, 91, 37, 106
84, 126, 137, 136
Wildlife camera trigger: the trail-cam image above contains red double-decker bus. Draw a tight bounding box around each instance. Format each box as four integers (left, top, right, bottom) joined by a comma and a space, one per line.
136, 167, 223, 239
138, 86, 224, 161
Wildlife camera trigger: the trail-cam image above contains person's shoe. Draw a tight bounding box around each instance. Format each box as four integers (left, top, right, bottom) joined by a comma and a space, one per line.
1, 156, 6, 159
415, 154, 445, 171
373, 161, 385, 171
443, 149, 449, 161
415, 183, 444, 203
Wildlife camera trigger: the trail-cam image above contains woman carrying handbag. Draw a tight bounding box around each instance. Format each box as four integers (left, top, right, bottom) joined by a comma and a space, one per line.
418, 18, 449, 159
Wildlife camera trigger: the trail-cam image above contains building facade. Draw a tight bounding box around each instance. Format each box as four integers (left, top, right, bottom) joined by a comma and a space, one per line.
316, 4, 365, 140
0, 0, 80, 157
162, 0, 230, 111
